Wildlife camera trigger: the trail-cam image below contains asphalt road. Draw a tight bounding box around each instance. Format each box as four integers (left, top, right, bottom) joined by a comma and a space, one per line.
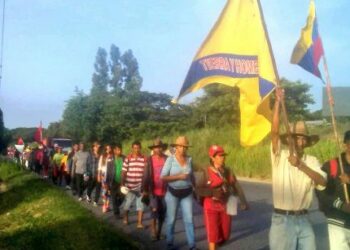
71, 180, 329, 250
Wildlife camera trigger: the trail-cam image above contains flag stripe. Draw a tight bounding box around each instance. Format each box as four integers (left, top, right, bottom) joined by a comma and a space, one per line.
290, 1, 324, 79
175, 0, 277, 146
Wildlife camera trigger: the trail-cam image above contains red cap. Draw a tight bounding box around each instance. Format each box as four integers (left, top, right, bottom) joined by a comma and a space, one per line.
208, 145, 227, 157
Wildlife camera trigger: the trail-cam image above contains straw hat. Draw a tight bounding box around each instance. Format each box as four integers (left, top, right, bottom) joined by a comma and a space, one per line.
170, 136, 191, 148
280, 121, 319, 147
148, 138, 168, 150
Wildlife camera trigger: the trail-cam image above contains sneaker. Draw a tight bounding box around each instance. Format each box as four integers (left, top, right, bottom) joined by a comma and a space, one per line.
93, 202, 98, 207
65, 185, 71, 190
86, 196, 91, 203
78, 197, 83, 201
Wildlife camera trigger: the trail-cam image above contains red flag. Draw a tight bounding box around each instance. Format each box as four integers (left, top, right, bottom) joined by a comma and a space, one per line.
34, 122, 43, 143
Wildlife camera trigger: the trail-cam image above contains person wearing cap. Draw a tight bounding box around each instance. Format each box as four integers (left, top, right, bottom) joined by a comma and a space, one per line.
270, 88, 327, 250
160, 136, 197, 250
121, 140, 148, 228
316, 130, 350, 250
196, 145, 248, 250
145, 138, 168, 241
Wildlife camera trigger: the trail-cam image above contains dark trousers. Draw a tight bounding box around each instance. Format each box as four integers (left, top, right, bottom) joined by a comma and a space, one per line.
110, 183, 124, 215
87, 178, 102, 203
71, 174, 76, 193
34, 162, 42, 174
75, 174, 86, 198
151, 195, 166, 238
59, 171, 71, 186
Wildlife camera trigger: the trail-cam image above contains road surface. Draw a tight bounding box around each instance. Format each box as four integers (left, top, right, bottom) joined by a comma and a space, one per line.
71, 180, 329, 250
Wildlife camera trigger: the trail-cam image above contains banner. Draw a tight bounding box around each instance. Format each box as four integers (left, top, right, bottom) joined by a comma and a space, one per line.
174, 0, 277, 146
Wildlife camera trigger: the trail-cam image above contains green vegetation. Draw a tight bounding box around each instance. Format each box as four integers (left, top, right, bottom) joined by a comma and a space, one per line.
39, 44, 318, 145
0, 158, 138, 250
0, 108, 11, 153
126, 123, 348, 179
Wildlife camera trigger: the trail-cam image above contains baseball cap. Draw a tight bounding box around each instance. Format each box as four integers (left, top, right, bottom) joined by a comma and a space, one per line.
208, 145, 227, 157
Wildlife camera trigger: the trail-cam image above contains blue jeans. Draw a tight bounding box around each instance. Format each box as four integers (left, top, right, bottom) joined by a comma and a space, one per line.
269, 212, 316, 250
165, 191, 195, 248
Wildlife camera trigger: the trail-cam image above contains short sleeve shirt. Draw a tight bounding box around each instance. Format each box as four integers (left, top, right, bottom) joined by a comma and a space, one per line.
160, 155, 193, 189
271, 141, 327, 210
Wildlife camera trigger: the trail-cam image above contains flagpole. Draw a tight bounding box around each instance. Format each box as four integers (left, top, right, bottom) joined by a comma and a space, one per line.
322, 56, 349, 203
257, 0, 295, 155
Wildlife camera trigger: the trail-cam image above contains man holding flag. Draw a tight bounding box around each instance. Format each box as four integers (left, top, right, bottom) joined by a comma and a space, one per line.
270, 87, 326, 250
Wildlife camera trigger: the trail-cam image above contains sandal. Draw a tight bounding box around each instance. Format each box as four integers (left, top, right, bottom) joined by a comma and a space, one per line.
136, 224, 144, 229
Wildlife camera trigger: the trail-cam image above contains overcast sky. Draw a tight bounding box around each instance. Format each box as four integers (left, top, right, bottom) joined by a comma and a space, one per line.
0, 0, 349, 128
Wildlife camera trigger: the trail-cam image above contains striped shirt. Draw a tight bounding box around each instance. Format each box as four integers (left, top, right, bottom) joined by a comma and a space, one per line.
122, 154, 147, 191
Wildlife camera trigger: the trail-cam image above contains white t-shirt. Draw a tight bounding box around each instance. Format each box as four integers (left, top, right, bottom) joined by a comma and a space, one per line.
271, 142, 326, 211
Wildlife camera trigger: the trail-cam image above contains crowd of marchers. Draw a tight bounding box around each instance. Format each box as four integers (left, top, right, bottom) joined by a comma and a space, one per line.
7, 88, 350, 250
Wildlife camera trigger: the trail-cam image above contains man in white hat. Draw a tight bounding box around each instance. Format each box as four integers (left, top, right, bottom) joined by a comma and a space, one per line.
269, 88, 327, 250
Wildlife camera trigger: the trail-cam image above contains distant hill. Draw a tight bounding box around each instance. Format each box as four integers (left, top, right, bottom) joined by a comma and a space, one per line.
323, 87, 350, 117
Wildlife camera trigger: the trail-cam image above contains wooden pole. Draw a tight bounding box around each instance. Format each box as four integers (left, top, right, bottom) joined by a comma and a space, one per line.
257, 0, 295, 155
322, 56, 349, 203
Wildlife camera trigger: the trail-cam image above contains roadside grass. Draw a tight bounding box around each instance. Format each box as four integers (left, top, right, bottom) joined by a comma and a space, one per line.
0, 158, 138, 250
124, 122, 349, 179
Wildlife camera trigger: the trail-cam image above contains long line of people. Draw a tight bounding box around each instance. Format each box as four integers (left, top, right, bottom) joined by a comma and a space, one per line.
20, 137, 249, 250
15, 110, 350, 250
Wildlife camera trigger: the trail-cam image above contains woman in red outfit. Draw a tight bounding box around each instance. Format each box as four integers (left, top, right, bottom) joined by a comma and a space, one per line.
197, 145, 249, 250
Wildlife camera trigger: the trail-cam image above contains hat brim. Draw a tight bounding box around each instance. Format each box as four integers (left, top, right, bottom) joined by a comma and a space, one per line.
280, 133, 319, 147
148, 143, 168, 150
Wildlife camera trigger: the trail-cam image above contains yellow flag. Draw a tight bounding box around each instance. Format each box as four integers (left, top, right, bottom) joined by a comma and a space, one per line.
175, 0, 277, 146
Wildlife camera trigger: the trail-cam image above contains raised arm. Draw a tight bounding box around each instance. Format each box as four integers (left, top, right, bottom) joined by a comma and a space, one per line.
271, 87, 283, 154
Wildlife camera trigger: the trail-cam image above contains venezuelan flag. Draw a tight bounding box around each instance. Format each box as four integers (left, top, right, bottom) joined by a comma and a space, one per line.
291, 0, 324, 79
174, 0, 277, 146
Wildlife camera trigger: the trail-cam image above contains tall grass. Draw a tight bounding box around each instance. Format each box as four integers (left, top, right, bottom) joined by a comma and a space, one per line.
0, 158, 138, 250
124, 123, 348, 179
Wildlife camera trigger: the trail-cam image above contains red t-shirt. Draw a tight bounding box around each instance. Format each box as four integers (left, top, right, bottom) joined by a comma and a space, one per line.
151, 155, 166, 196
203, 167, 236, 211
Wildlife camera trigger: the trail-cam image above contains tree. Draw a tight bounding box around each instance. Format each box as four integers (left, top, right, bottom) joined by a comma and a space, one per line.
61, 88, 88, 142
191, 84, 240, 128
46, 122, 65, 138
121, 49, 142, 93
0, 108, 9, 153
86, 48, 110, 142
91, 48, 109, 95
279, 78, 315, 121
109, 44, 123, 93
